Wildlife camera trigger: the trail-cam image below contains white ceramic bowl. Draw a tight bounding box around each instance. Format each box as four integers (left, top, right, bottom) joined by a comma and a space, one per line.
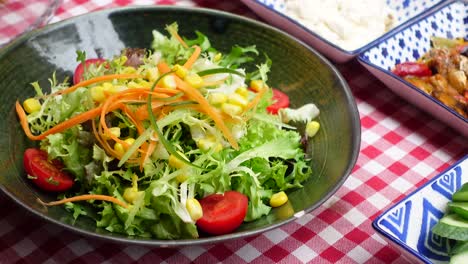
373, 156, 468, 263
240, 0, 445, 63
358, 0, 467, 137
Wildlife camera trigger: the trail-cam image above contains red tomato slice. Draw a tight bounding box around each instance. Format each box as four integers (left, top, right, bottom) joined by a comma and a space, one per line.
196, 191, 248, 235
73, 58, 107, 84
267, 88, 290, 114
23, 148, 74, 192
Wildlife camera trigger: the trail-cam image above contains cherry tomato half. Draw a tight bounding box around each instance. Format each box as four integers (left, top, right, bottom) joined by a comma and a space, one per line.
196, 191, 248, 235
73, 58, 107, 84
267, 88, 290, 114
23, 148, 74, 192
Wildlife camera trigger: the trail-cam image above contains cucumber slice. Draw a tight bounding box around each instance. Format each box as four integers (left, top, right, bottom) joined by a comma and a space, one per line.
451, 241, 468, 256
449, 202, 468, 220
452, 183, 468, 202
451, 250, 468, 264
432, 214, 468, 240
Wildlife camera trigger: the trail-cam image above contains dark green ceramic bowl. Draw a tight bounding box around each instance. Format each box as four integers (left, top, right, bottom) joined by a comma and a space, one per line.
0, 6, 360, 246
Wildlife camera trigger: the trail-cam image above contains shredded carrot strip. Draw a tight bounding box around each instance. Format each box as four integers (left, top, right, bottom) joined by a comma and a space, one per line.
37, 194, 128, 208
120, 104, 144, 135
92, 118, 115, 155
99, 89, 150, 145
16, 101, 119, 141
140, 140, 157, 170
245, 86, 267, 112
174, 76, 238, 149
157, 62, 171, 74
183, 45, 201, 70
169, 28, 188, 49
51, 74, 141, 96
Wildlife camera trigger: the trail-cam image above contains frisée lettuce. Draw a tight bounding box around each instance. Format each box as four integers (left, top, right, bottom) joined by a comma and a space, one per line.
17, 22, 316, 239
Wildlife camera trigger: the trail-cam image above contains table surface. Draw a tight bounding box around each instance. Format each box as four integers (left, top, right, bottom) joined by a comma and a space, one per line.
1, 0, 467, 263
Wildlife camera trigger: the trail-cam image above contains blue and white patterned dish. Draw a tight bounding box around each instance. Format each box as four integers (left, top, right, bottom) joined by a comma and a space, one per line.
240, 0, 445, 62
373, 156, 468, 264
358, 0, 468, 137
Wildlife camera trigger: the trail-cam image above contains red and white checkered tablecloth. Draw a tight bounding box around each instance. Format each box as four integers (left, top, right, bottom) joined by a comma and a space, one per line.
0, 0, 467, 263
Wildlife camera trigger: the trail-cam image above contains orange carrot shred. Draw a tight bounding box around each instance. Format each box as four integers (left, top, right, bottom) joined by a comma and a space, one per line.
174, 76, 239, 149
183, 45, 201, 70
168, 27, 189, 49
16, 101, 118, 141
245, 86, 267, 112
37, 194, 128, 208
157, 62, 171, 74
51, 74, 141, 97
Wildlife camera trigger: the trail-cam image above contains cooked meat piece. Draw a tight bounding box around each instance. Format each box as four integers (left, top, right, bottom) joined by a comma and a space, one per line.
123, 48, 146, 68
447, 70, 467, 93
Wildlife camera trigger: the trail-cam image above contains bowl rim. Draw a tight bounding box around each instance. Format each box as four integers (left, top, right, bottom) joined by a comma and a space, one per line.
0, 5, 361, 247
372, 155, 468, 264
241, 0, 447, 56
357, 0, 468, 125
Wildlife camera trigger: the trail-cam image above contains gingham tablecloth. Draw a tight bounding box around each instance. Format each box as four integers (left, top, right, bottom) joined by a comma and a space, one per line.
1, 0, 467, 263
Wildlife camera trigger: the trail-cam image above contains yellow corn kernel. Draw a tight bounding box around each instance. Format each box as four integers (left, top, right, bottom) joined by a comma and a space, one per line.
172, 64, 188, 78
221, 103, 243, 116
118, 55, 128, 65
305, 121, 320, 138
103, 82, 121, 95
195, 138, 212, 151
123, 187, 140, 203
275, 201, 294, 219
227, 93, 248, 108
127, 81, 141, 89
250, 80, 264, 92
23, 98, 41, 114
168, 152, 188, 169
103, 127, 121, 140
90, 85, 106, 102
213, 52, 222, 62
186, 198, 203, 221
114, 142, 125, 157
124, 138, 135, 147
122, 66, 137, 74
161, 75, 176, 89
197, 137, 223, 152
114, 138, 135, 156
145, 68, 159, 82
102, 81, 113, 90
208, 92, 227, 106
235, 87, 249, 98
185, 73, 204, 89
176, 172, 189, 183
270, 191, 288, 207
138, 80, 151, 88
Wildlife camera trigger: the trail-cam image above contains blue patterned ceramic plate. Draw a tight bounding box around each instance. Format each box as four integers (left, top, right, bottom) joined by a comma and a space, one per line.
373, 156, 468, 264
240, 0, 445, 62
358, 0, 467, 137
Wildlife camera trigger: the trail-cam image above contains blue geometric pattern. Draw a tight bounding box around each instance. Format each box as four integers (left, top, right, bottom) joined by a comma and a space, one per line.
362, 1, 467, 70
256, 0, 285, 11
379, 201, 412, 242
417, 199, 451, 261
373, 156, 467, 263
432, 166, 463, 200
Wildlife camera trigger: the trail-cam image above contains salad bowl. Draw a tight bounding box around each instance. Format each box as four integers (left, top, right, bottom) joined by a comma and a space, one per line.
0, 6, 360, 246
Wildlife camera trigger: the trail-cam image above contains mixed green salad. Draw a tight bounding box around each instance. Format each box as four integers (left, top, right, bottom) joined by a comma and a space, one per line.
16, 23, 320, 239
